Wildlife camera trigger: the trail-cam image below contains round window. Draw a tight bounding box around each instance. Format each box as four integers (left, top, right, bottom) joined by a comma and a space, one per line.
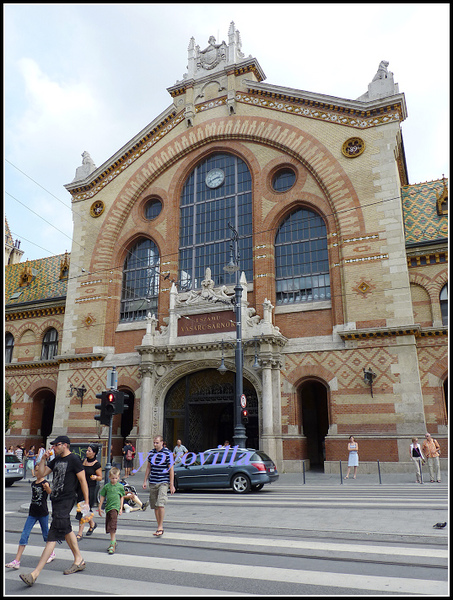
144, 199, 162, 220
272, 168, 296, 192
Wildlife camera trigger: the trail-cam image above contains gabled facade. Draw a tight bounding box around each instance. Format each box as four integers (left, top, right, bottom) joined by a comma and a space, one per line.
5, 23, 448, 471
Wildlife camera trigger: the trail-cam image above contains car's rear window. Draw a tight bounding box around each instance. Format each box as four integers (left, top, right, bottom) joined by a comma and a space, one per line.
249, 451, 272, 462
5, 455, 21, 464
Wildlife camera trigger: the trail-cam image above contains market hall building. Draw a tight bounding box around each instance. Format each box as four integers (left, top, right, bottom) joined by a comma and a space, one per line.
5, 24, 448, 473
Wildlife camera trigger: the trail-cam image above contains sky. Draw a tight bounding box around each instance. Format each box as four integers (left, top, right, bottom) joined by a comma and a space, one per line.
4, 3, 450, 262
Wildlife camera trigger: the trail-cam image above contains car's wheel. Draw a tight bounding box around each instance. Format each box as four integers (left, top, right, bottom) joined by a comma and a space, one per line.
231, 473, 251, 494
251, 483, 264, 491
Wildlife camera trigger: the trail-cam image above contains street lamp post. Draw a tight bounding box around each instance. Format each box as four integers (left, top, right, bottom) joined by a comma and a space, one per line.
224, 222, 247, 449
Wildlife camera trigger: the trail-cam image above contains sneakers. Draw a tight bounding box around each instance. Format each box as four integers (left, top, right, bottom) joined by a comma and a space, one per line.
5, 559, 20, 569
141, 501, 149, 511
46, 551, 56, 563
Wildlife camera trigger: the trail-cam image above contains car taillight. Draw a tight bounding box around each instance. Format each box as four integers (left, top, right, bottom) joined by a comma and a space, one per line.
251, 462, 266, 471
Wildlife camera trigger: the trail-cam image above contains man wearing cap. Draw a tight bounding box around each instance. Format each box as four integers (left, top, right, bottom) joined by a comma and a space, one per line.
19, 435, 90, 587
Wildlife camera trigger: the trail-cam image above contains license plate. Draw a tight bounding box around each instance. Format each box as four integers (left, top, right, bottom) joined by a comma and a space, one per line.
7, 468, 19, 474
269, 467, 274, 473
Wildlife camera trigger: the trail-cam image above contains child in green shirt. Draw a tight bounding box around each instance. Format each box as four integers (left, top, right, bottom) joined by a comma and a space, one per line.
98, 467, 125, 554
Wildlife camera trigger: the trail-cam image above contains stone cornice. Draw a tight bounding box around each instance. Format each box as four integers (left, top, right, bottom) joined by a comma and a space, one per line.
338, 325, 447, 341
64, 106, 178, 198
5, 305, 65, 321
5, 353, 106, 371
243, 80, 408, 122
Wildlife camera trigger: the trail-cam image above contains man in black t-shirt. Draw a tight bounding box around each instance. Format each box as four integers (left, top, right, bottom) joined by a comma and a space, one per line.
19, 436, 90, 587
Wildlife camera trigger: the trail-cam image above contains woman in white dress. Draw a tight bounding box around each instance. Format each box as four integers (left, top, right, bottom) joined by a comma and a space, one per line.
344, 436, 359, 479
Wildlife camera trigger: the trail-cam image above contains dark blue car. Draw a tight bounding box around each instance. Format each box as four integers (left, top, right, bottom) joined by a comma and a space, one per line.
174, 447, 279, 493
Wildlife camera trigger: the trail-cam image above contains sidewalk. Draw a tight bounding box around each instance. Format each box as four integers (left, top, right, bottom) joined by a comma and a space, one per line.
274, 469, 449, 486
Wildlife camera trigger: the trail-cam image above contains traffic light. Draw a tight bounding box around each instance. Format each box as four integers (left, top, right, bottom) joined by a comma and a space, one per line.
241, 408, 249, 424
105, 391, 117, 416
94, 391, 110, 425
94, 390, 129, 424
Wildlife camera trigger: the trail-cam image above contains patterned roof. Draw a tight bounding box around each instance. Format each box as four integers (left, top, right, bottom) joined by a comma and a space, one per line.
402, 178, 448, 244
5, 253, 69, 307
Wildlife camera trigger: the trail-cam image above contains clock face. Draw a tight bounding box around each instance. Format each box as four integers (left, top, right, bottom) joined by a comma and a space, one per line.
206, 168, 225, 189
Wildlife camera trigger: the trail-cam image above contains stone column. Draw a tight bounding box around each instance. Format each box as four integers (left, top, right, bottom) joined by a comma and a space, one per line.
137, 364, 155, 456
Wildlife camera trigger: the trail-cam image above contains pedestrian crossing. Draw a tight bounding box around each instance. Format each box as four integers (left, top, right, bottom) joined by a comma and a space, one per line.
5, 484, 448, 595
4, 538, 448, 595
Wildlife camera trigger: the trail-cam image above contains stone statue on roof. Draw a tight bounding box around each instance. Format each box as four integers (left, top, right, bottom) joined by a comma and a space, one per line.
72, 151, 97, 183
356, 60, 399, 101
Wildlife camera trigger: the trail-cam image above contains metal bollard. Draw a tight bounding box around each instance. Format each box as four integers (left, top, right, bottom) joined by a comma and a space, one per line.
302, 459, 306, 484
340, 460, 343, 484
377, 459, 382, 484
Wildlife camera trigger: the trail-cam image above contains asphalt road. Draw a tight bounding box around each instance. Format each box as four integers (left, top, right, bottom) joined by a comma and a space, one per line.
4, 472, 449, 596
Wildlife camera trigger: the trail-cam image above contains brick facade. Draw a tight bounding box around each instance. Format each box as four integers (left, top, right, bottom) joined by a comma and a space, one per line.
5, 25, 448, 472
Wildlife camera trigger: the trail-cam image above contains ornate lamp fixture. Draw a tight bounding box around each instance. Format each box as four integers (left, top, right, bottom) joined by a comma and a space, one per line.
363, 368, 377, 398
70, 383, 87, 406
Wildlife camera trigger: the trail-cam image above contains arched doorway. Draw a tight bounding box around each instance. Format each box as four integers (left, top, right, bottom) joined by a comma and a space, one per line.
299, 380, 329, 469
33, 390, 56, 446
164, 369, 259, 452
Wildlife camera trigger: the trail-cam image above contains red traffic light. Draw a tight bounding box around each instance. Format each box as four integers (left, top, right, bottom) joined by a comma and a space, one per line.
107, 392, 115, 403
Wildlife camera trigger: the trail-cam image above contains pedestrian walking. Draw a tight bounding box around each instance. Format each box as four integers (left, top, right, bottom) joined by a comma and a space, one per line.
98, 467, 125, 554
25, 445, 36, 480
344, 436, 359, 479
76, 444, 102, 540
18, 435, 89, 587
122, 440, 135, 477
6, 474, 56, 569
142, 435, 175, 537
422, 433, 442, 482
409, 437, 425, 483
173, 439, 188, 465
15, 444, 24, 462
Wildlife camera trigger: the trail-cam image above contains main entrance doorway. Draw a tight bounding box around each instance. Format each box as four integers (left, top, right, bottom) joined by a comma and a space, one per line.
163, 369, 258, 452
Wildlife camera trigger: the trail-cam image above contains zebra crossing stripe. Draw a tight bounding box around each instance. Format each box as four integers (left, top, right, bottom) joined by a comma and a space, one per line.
5, 544, 448, 595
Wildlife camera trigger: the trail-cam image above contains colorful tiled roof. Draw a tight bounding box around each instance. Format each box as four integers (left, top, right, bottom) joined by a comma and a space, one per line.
5, 253, 69, 307
402, 178, 448, 244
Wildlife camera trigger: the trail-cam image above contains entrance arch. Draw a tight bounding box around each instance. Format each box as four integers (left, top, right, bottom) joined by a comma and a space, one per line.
299, 379, 329, 469
163, 369, 258, 452
32, 389, 56, 445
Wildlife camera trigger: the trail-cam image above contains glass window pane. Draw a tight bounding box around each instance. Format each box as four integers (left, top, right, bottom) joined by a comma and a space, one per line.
121, 238, 160, 321
275, 209, 330, 305
179, 153, 253, 289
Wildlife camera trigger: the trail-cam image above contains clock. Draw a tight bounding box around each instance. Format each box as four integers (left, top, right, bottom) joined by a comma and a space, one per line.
206, 168, 225, 188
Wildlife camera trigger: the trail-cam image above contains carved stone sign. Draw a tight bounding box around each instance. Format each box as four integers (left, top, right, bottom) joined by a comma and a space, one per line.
178, 311, 235, 336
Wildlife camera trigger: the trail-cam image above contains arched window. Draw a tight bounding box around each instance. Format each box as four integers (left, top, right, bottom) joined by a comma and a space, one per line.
275, 208, 330, 304
440, 284, 448, 326
41, 328, 59, 360
179, 153, 253, 289
5, 332, 14, 363
120, 238, 160, 321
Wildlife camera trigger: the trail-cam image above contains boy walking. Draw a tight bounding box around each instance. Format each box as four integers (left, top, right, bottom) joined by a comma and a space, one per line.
98, 467, 125, 554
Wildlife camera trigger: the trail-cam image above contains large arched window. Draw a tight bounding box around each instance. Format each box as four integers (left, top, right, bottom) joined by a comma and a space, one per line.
41, 328, 59, 360
5, 332, 14, 363
440, 284, 448, 326
275, 208, 330, 304
179, 153, 253, 289
120, 238, 160, 321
